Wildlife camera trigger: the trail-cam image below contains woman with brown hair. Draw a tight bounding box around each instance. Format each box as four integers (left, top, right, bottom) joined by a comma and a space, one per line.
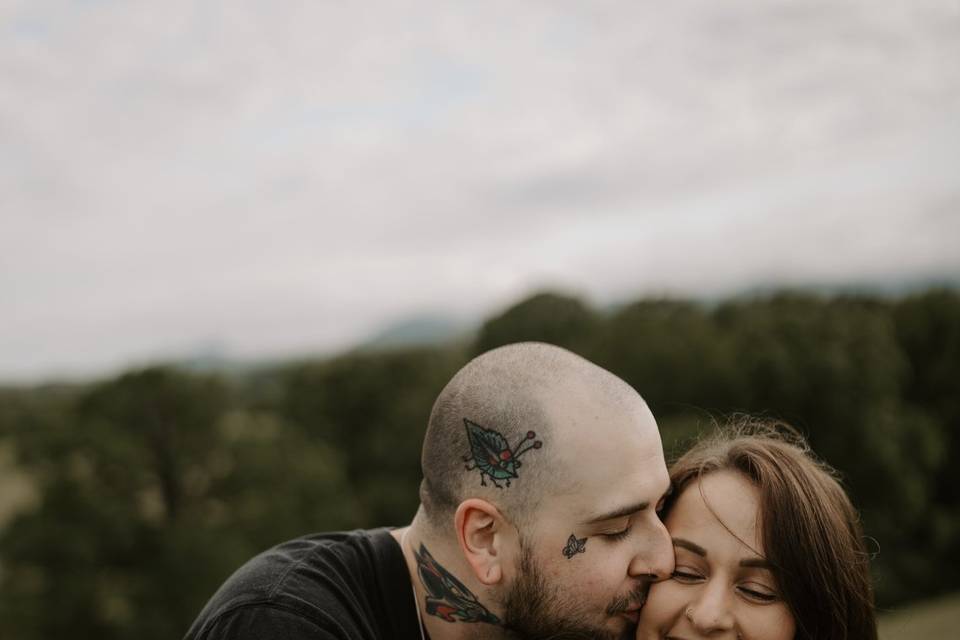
636, 421, 878, 640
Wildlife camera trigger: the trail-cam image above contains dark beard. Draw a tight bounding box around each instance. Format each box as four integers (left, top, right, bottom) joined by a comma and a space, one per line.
499, 541, 639, 640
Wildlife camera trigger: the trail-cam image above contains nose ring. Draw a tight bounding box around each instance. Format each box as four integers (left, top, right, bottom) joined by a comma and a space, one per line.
684, 606, 694, 621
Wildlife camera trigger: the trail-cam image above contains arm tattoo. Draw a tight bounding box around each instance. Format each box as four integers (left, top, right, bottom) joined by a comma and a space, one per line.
462, 418, 542, 488
562, 533, 587, 559
414, 543, 501, 625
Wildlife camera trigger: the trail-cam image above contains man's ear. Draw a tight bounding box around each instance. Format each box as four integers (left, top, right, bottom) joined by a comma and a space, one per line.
454, 498, 512, 586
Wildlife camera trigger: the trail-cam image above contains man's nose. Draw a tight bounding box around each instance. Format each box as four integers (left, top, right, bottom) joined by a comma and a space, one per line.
628, 517, 674, 581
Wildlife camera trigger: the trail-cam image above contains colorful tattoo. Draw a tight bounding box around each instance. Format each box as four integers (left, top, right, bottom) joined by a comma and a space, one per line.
562, 533, 587, 559
462, 419, 542, 488
414, 543, 501, 625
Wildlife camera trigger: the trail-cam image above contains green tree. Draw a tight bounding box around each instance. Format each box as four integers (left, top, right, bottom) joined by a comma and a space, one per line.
473, 292, 599, 356
893, 289, 960, 596
591, 299, 744, 415
274, 346, 464, 525
2, 287, 958, 640
0, 368, 357, 640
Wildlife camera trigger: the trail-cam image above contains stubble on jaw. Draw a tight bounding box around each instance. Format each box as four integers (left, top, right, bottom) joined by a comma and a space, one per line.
498, 540, 643, 640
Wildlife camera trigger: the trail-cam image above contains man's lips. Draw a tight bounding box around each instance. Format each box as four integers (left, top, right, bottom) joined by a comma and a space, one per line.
619, 609, 640, 623
630, 588, 649, 612
614, 589, 648, 623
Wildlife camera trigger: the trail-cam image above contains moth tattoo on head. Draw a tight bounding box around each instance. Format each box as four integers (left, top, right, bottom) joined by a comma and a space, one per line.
414, 543, 501, 625
562, 533, 587, 559
462, 418, 542, 488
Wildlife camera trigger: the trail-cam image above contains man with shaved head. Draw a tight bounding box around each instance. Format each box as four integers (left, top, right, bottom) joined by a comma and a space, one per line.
186, 342, 674, 640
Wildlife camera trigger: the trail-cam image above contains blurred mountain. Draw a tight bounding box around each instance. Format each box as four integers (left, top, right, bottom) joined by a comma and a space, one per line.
358, 314, 472, 351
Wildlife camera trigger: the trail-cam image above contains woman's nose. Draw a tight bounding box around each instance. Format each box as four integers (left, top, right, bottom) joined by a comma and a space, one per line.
686, 584, 735, 633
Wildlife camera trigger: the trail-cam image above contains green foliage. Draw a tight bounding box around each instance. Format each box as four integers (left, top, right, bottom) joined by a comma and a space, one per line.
592, 299, 742, 412
271, 347, 464, 525
473, 292, 599, 356
892, 290, 960, 597
0, 368, 358, 640
1, 288, 958, 639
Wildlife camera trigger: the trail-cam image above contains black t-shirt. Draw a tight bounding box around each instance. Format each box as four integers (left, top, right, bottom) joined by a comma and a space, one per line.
184, 528, 423, 640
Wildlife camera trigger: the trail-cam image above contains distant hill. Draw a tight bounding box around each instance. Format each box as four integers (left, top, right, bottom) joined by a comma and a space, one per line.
358, 314, 473, 351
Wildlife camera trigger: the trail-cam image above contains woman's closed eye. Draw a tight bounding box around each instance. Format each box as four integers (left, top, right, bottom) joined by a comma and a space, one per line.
737, 582, 779, 603
671, 567, 704, 583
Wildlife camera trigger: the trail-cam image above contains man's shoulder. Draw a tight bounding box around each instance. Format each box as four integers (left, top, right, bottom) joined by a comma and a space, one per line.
185, 528, 409, 640
203, 529, 382, 605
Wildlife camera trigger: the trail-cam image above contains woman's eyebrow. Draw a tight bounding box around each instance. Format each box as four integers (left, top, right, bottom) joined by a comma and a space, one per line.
673, 538, 773, 569
672, 537, 707, 557
740, 557, 774, 569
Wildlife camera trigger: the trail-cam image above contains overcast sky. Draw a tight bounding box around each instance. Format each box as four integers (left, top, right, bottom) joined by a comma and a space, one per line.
2, 0, 959, 382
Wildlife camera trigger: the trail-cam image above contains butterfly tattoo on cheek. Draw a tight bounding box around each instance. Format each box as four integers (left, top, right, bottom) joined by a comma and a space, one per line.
562, 534, 587, 559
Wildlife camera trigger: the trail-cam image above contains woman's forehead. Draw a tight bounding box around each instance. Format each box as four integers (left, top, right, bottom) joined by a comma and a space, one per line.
669, 471, 762, 544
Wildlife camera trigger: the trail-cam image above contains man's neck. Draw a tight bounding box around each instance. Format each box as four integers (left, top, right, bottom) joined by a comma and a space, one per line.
393, 519, 509, 640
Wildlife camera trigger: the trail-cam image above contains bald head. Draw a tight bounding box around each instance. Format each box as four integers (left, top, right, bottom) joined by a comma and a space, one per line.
419, 342, 655, 532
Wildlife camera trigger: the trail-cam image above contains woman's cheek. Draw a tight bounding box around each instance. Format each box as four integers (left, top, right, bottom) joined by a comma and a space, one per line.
636, 581, 683, 638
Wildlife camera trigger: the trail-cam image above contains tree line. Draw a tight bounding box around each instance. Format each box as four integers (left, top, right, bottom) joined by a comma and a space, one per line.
0, 288, 957, 639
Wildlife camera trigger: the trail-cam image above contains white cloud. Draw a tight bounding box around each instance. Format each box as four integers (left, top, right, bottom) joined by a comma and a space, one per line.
2, 0, 959, 381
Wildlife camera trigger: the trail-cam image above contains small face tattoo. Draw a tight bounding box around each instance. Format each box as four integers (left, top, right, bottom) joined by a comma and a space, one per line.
461, 418, 542, 488
562, 533, 587, 559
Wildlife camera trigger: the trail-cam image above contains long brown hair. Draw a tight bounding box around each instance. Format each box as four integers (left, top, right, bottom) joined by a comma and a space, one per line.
665, 420, 877, 640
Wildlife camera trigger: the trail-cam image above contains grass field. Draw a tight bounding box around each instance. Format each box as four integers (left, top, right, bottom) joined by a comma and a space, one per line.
0, 442, 37, 529
879, 591, 960, 639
